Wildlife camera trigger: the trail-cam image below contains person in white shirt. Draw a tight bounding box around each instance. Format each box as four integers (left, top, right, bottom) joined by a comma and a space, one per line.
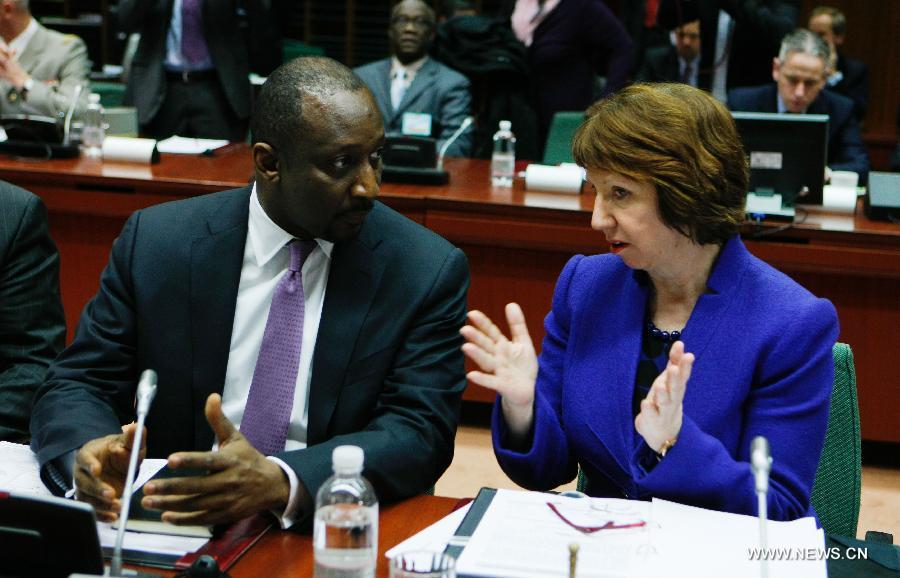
29, 56, 470, 528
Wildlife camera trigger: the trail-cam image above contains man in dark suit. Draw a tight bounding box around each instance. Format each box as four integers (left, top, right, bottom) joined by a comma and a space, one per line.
727, 29, 869, 182
808, 6, 868, 122
0, 183, 65, 442
355, 0, 472, 157
30, 56, 469, 528
637, 17, 701, 86
119, 0, 280, 141
660, 0, 799, 99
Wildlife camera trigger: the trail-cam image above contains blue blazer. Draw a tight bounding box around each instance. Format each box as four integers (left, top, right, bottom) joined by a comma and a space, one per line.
354, 57, 473, 158
727, 83, 869, 183
494, 236, 839, 521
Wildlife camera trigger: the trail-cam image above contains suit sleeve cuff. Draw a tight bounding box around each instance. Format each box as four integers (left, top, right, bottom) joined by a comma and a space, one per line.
267, 456, 302, 529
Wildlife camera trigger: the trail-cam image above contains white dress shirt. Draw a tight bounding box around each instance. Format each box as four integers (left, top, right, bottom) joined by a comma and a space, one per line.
711, 10, 732, 103
3, 16, 38, 54
219, 184, 333, 525
390, 55, 427, 110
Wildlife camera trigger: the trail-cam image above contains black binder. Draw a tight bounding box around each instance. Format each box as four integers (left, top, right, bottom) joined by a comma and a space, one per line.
443, 486, 497, 575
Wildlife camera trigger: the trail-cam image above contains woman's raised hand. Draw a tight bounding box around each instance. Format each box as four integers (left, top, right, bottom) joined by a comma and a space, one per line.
635, 340, 693, 454
460, 303, 538, 436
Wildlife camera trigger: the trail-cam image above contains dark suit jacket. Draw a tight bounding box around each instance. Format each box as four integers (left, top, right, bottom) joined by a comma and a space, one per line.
30, 187, 469, 515
636, 45, 682, 84
727, 83, 870, 182
832, 53, 868, 122
354, 57, 473, 158
0, 183, 65, 442
494, 236, 838, 520
690, 0, 799, 91
119, 0, 279, 125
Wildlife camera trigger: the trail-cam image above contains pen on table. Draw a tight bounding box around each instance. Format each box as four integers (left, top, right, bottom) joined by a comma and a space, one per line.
202, 142, 243, 157
569, 542, 579, 578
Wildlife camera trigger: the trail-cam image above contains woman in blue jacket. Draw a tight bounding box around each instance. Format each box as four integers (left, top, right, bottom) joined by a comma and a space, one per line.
461, 83, 839, 520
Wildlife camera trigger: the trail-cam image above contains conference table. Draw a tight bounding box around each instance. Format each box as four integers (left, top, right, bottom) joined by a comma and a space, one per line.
0, 147, 898, 443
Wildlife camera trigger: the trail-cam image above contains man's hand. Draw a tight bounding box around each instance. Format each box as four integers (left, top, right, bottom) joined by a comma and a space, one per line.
74, 423, 146, 523
0, 47, 30, 89
140, 394, 292, 526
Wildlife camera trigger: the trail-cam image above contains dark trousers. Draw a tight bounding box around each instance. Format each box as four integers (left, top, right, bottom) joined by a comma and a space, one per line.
142, 74, 248, 142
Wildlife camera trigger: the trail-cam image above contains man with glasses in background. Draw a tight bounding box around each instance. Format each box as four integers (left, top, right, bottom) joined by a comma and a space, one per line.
355, 0, 472, 158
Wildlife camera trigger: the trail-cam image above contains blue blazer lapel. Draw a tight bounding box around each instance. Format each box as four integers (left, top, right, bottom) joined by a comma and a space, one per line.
189, 187, 249, 449
307, 215, 383, 444
372, 59, 396, 126
571, 268, 648, 484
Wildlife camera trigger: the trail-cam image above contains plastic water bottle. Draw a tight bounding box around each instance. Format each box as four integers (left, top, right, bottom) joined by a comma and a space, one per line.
313, 446, 378, 578
491, 119, 516, 187
81, 92, 105, 159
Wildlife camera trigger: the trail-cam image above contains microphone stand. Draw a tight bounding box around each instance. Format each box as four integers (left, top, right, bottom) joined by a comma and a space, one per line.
436, 116, 474, 172
109, 369, 158, 577
751, 436, 772, 578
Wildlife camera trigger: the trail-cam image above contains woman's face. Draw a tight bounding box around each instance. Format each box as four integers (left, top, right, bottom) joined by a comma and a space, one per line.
587, 168, 690, 276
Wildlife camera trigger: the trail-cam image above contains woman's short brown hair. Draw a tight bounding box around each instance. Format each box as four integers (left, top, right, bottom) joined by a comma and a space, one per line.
573, 83, 748, 245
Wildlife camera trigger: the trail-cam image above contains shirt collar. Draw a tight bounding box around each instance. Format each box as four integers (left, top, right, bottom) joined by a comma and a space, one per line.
775, 93, 806, 114
8, 17, 38, 55
391, 55, 428, 78
248, 183, 333, 268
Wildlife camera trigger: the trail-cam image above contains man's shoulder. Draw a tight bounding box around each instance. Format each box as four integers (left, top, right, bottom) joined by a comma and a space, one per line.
644, 44, 674, 62
816, 89, 854, 117
33, 21, 87, 52
427, 58, 469, 86
133, 187, 250, 234
353, 58, 390, 77
727, 84, 773, 110
367, 201, 457, 256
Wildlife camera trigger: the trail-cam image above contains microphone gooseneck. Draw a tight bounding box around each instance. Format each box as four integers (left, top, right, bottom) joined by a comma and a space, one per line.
751, 435, 772, 578
110, 369, 158, 577
436, 116, 474, 171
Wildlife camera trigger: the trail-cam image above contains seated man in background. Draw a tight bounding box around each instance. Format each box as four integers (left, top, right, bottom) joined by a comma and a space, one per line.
728, 28, 869, 184
0, 0, 89, 119
30, 56, 469, 528
637, 2, 702, 88
808, 5, 868, 122
1, 182, 66, 443
355, 0, 472, 158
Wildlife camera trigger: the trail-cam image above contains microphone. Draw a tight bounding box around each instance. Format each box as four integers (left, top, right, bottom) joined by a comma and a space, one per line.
62, 83, 83, 146
436, 115, 474, 171
109, 369, 158, 577
751, 436, 772, 578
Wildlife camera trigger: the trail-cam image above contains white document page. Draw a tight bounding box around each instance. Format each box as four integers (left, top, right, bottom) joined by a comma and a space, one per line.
156, 135, 228, 154
0, 441, 53, 496
385, 502, 471, 559
648, 498, 826, 578
455, 489, 653, 578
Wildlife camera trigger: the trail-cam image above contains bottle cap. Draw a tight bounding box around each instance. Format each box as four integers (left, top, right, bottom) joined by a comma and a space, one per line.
499, 120, 512, 131
88, 93, 101, 104
332, 445, 364, 473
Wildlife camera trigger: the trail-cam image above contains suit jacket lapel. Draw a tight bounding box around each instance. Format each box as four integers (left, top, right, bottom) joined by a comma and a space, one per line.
307, 212, 383, 444
396, 58, 436, 115
373, 59, 396, 126
189, 187, 250, 449
17, 24, 46, 74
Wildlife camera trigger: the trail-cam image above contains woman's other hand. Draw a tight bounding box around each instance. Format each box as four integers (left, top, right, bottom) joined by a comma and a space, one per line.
635, 341, 693, 454
461, 303, 538, 437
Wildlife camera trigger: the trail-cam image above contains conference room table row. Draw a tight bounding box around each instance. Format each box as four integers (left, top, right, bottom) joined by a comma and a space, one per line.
0, 147, 898, 443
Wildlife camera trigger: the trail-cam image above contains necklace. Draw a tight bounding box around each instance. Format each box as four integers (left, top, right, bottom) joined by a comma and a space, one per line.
646, 320, 682, 343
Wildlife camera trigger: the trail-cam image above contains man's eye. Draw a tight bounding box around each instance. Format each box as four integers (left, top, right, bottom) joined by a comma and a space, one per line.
370, 148, 383, 162
332, 156, 351, 169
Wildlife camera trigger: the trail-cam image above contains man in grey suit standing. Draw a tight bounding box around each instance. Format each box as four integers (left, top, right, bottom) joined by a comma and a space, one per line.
355, 0, 472, 158
0, 0, 89, 119
118, 0, 279, 142
0, 183, 65, 442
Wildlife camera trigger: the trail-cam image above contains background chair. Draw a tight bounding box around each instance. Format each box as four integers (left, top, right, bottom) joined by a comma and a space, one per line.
542, 111, 585, 165
576, 342, 862, 537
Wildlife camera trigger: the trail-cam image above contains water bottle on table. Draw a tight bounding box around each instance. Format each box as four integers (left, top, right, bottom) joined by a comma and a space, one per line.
314, 445, 378, 578
81, 93, 105, 159
491, 120, 516, 187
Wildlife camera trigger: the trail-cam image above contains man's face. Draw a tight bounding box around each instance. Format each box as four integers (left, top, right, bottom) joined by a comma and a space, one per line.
809, 14, 841, 48
674, 20, 701, 62
388, 0, 435, 64
258, 89, 385, 243
773, 52, 826, 113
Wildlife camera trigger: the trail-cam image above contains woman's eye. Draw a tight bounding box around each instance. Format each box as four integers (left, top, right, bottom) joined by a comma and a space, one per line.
612, 187, 629, 200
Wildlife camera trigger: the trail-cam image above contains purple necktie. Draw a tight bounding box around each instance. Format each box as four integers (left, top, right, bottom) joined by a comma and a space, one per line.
181, 0, 210, 65
241, 240, 316, 455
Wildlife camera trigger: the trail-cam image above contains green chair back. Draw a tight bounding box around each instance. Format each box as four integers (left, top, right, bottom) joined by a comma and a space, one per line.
542, 111, 585, 165
576, 342, 861, 538
812, 342, 861, 538
91, 81, 126, 108
283, 39, 325, 63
